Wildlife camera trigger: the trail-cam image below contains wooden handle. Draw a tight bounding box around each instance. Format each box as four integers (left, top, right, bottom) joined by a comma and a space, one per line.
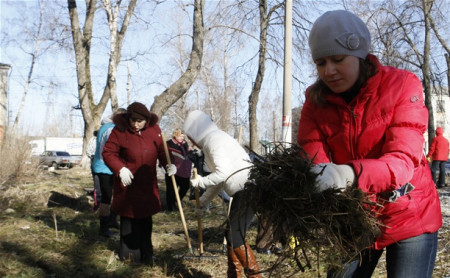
161, 132, 192, 253
193, 168, 203, 254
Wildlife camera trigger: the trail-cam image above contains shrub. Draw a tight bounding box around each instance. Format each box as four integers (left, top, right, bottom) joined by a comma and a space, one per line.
0, 131, 40, 185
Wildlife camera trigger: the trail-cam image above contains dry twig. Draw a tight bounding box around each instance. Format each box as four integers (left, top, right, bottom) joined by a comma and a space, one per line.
242, 143, 380, 275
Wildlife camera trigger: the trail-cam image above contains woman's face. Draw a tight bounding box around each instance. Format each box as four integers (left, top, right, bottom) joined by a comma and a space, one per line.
128, 117, 147, 132
315, 55, 360, 93
175, 134, 185, 143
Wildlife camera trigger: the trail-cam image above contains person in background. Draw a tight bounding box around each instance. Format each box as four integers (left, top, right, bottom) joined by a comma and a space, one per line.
297, 10, 442, 278
86, 129, 101, 211
183, 110, 261, 278
426, 126, 449, 188
187, 147, 230, 208
92, 109, 126, 237
103, 102, 176, 265
164, 129, 192, 213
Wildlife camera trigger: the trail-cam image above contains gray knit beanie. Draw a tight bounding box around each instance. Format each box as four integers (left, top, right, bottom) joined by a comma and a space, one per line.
309, 10, 371, 61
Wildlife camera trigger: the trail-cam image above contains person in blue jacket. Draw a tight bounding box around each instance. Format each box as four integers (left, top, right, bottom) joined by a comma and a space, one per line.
92, 108, 126, 237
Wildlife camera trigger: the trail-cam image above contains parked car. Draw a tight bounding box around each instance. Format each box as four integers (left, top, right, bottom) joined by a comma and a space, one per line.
38, 150, 79, 169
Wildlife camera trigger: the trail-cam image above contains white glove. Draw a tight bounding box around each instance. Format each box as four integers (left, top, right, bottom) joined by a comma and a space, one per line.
311, 163, 355, 192
190, 175, 205, 189
166, 164, 177, 176
119, 167, 134, 187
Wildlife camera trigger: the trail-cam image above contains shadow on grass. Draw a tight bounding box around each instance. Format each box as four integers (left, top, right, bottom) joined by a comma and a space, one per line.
47, 191, 92, 212
24, 191, 220, 277
0, 240, 121, 278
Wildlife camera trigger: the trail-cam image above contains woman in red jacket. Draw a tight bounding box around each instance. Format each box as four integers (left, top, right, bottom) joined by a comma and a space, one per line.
297, 10, 442, 278
426, 126, 450, 188
103, 102, 176, 265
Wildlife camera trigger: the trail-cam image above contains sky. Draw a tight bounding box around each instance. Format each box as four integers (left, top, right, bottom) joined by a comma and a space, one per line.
0, 0, 317, 138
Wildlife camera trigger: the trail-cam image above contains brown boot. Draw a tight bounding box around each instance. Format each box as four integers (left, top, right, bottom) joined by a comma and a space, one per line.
227, 245, 243, 278
233, 243, 261, 278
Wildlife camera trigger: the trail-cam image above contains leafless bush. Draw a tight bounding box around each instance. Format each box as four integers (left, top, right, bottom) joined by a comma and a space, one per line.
0, 131, 41, 185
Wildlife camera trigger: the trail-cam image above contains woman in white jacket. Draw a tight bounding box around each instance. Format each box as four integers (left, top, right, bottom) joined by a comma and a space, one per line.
183, 110, 261, 278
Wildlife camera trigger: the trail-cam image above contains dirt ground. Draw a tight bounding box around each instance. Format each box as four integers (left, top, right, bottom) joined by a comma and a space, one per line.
0, 167, 449, 277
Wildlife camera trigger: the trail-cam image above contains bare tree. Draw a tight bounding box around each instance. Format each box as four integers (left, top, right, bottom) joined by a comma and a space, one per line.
201, 0, 310, 151
150, 0, 205, 118
427, 1, 450, 98
101, 0, 137, 110
348, 0, 448, 143
67, 0, 136, 164
9, 0, 47, 132
248, 0, 284, 152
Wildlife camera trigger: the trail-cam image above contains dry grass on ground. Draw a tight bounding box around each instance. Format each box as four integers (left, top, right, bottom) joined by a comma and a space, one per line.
0, 166, 449, 277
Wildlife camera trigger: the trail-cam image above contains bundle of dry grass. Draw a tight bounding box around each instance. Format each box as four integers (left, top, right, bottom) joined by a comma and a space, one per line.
242, 143, 380, 274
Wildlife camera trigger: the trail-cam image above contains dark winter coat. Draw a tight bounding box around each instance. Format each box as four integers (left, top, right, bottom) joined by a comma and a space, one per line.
426, 126, 449, 161
167, 138, 192, 178
103, 113, 167, 218
298, 54, 442, 249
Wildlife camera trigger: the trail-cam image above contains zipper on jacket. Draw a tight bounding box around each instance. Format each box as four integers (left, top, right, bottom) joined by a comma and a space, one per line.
349, 106, 357, 159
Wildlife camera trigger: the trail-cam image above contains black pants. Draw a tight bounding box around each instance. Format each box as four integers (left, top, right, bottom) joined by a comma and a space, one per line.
92, 173, 101, 207
165, 175, 190, 211
431, 160, 446, 187
226, 191, 255, 248
98, 173, 113, 204
119, 216, 153, 263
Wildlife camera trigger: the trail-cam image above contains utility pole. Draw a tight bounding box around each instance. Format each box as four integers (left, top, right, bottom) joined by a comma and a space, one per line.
282, 0, 292, 145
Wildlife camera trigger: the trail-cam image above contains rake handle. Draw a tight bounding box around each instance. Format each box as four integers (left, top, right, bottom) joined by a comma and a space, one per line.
161, 132, 193, 254
193, 168, 204, 254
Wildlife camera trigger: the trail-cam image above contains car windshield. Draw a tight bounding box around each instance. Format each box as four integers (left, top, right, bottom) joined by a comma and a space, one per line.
56, 151, 71, 156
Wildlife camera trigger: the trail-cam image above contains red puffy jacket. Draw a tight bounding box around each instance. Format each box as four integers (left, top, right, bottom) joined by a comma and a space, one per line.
103, 113, 167, 218
298, 55, 442, 249
426, 126, 450, 161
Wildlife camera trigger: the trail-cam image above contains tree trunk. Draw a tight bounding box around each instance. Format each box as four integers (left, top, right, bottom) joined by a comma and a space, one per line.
68, 0, 106, 166
446, 54, 450, 97
421, 0, 435, 144
150, 0, 205, 119
101, 0, 137, 111
248, 0, 268, 153
11, 1, 45, 132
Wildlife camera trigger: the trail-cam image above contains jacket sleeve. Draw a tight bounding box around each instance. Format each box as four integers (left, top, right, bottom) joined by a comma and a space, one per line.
426, 138, 436, 158
349, 72, 428, 192
156, 127, 168, 167
199, 184, 223, 207
297, 95, 331, 163
199, 143, 233, 188
102, 128, 126, 175
86, 138, 96, 158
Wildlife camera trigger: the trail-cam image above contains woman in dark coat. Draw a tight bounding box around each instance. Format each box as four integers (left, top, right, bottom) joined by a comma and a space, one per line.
165, 128, 192, 212
103, 102, 176, 265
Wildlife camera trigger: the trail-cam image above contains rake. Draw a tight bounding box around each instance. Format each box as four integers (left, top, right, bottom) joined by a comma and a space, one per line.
161, 133, 219, 260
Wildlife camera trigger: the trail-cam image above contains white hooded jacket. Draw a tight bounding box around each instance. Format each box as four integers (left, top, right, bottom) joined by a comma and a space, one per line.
183, 110, 252, 206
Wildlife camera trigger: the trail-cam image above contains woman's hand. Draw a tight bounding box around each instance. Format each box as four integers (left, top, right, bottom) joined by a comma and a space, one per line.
190, 175, 205, 189
166, 164, 177, 176
311, 163, 355, 192
119, 167, 134, 186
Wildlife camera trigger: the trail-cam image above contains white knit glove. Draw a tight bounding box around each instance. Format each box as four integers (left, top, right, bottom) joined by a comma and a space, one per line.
119, 167, 134, 187
311, 163, 355, 192
166, 164, 177, 176
190, 175, 205, 189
